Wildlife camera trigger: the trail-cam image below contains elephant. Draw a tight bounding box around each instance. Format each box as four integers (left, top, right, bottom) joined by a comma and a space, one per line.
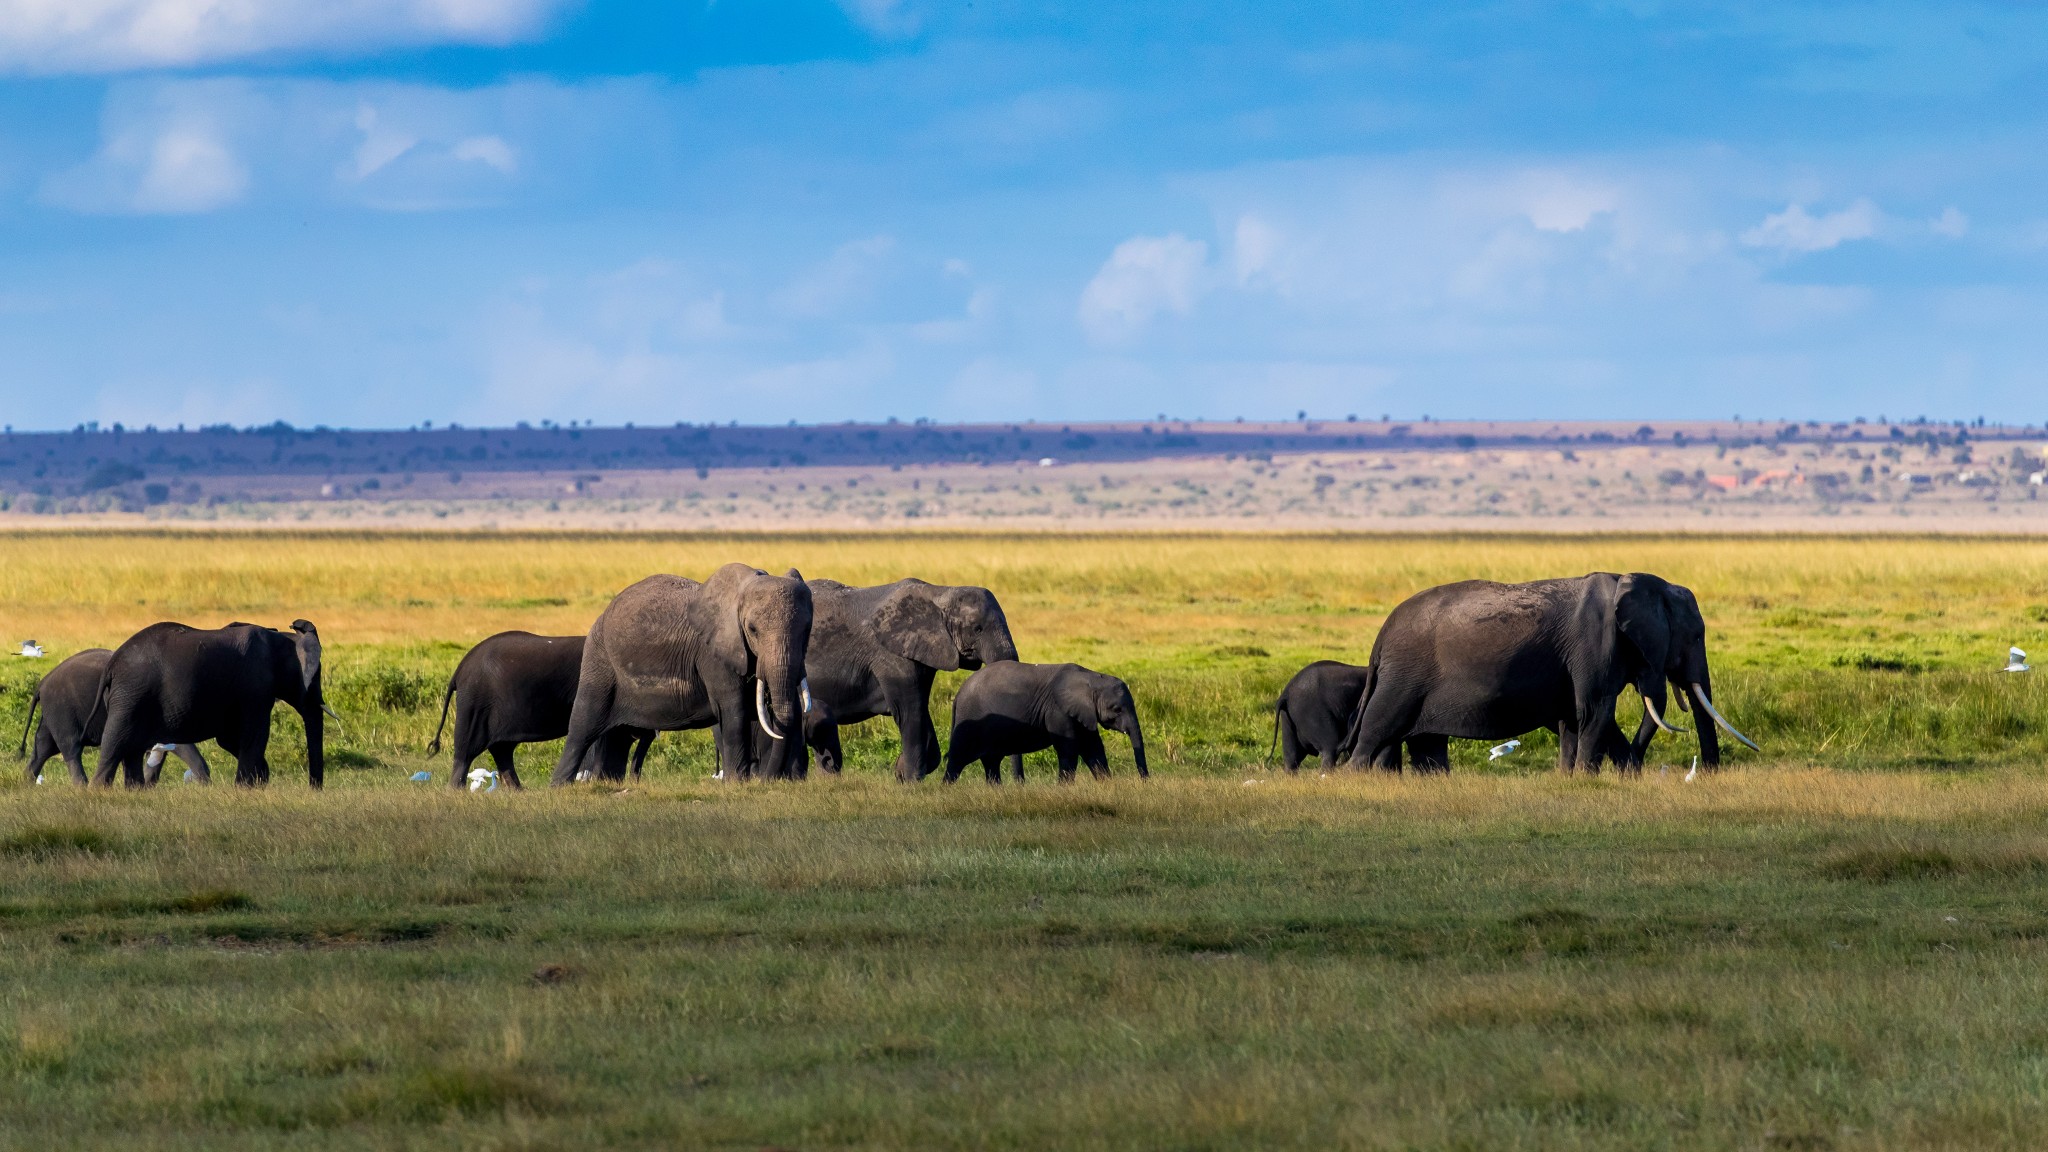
1271, 660, 1448, 773
19, 648, 211, 785
800, 694, 845, 775
803, 578, 1019, 781
94, 620, 332, 788
427, 632, 655, 790
553, 563, 812, 785
940, 662, 1146, 784
1342, 573, 1757, 775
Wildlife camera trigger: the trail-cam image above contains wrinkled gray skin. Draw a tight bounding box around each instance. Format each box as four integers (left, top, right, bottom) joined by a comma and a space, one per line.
1343, 572, 1739, 774
800, 695, 844, 775
1272, 660, 1447, 773
428, 632, 654, 790
940, 662, 1147, 784
19, 648, 211, 785
803, 578, 1018, 781
96, 620, 326, 788
554, 564, 812, 785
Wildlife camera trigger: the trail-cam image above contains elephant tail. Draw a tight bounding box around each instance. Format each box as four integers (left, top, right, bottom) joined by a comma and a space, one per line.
17, 685, 39, 759
1267, 699, 1284, 768
426, 677, 457, 756
80, 663, 113, 748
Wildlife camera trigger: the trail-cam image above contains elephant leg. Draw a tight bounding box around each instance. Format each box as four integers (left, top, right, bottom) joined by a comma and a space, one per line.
1078, 730, 1110, 780
1054, 739, 1080, 784
890, 683, 939, 783
171, 743, 211, 784
234, 713, 272, 788
552, 672, 617, 787
1278, 710, 1304, 773
1556, 723, 1578, 774
1009, 753, 1024, 783
490, 743, 522, 791
940, 731, 974, 784
1573, 694, 1617, 774
449, 734, 482, 790
1318, 750, 1339, 771
1406, 735, 1450, 774
983, 755, 1003, 785
1369, 742, 1403, 772
628, 731, 654, 782
1344, 688, 1421, 772
595, 729, 635, 783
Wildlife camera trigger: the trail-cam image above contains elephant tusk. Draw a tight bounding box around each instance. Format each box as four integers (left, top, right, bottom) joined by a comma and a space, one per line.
320, 703, 344, 733
799, 678, 812, 714
756, 679, 786, 742
1642, 695, 1686, 735
1691, 683, 1760, 752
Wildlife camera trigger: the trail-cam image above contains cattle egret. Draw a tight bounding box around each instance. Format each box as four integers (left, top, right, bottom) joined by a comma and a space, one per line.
466, 767, 498, 793
1684, 756, 1699, 782
2005, 647, 2030, 673
409, 770, 433, 782
17, 640, 43, 658
144, 743, 174, 771
1488, 740, 1520, 761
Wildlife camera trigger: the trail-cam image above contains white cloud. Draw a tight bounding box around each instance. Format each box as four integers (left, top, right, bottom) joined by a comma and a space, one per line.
1741, 199, 1882, 252
0, 0, 564, 73
777, 235, 898, 319
1232, 214, 1283, 288
346, 104, 415, 181
1078, 233, 1211, 343
130, 124, 245, 211
1931, 206, 1969, 238
1515, 171, 1619, 233
834, 0, 919, 38
452, 134, 516, 174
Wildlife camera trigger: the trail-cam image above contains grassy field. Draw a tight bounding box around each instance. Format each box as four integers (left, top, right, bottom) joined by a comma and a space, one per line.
5, 530, 2048, 1148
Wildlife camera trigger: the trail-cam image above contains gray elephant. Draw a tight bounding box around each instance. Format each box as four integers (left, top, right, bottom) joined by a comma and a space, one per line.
19, 648, 211, 785
428, 631, 655, 790
803, 578, 1018, 781
1272, 660, 1449, 773
1342, 573, 1756, 774
553, 564, 812, 785
95, 620, 332, 788
940, 661, 1146, 784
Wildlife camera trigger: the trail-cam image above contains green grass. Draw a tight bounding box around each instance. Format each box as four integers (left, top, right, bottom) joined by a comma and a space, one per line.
8, 774, 2048, 1149
6, 530, 2048, 1147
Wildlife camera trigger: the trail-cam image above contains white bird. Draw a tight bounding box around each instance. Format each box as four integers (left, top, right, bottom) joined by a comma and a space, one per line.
17, 640, 43, 658
409, 770, 433, 782
711, 769, 726, 781
183, 769, 197, 782
2004, 647, 2030, 673
1488, 740, 1520, 761
1684, 756, 1699, 782
466, 766, 498, 793
144, 743, 174, 771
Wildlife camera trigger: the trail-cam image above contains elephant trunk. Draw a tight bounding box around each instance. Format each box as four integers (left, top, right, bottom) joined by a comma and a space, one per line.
755, 654, 805, 775
303, 688, 326, 789
985, 626, 1020, 665
1117, 714, 1148, 778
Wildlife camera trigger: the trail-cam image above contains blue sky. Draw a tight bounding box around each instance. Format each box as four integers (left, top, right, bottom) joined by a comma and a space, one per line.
1, 1, 2045, 429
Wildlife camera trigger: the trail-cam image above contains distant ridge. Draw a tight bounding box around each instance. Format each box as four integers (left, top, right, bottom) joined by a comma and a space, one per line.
2, 417, 2031, 497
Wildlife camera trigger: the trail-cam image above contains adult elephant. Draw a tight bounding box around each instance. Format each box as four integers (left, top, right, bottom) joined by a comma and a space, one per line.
427, 632, 654, 790
1342, 573, 1757, 774
804, 578, 1018, 781
20, 649, 211, 785
552, 564, 812, 785
95, 620, 331, 788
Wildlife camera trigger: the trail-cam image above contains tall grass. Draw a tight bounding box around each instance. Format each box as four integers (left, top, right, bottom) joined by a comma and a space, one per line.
3, 530, 2043, 779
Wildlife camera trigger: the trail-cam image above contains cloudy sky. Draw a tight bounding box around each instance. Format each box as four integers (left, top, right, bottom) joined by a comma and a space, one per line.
0, 1, 2044, 429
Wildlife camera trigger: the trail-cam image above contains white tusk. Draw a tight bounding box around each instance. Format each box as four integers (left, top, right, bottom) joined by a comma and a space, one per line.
799, 678, 812, 713
1691, 684, 1760, 752
756, 679, 786, 741
1642, 695, 1686, 735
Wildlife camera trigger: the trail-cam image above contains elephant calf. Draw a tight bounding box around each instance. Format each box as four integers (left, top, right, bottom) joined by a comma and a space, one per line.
20, 649, 210, 785
430, 632, 656, 790
940, 662, 1147, 784
1272, 660, 1450, 773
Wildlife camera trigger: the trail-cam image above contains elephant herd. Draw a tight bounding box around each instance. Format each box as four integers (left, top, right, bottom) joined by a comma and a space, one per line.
1274, 571, 1757, 775
20, 563, 1149, 789
19, 565, 1752, 789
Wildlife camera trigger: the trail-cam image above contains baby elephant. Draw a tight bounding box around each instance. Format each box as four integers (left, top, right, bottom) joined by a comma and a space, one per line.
940, 662, 1147, 783
1274, 660, 1449, 773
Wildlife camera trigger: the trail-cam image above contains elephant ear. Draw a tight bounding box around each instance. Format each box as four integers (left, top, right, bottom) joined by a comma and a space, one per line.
290, 620, 322, 693
869, 583, 960, 670
1614, 574, 1671, 677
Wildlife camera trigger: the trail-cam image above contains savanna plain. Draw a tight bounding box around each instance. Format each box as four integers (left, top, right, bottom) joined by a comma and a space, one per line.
4, 530, 2048, 1150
